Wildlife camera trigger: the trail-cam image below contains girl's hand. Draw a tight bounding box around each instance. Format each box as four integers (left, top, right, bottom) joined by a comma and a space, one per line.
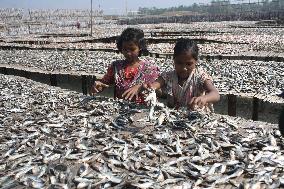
142, 83, 154, 91
122, 84, 142, 101
188, 96, 207, 110
90, 81, 109, 95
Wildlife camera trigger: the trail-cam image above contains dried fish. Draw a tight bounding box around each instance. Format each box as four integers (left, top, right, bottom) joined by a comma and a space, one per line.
0, 73, 283, 189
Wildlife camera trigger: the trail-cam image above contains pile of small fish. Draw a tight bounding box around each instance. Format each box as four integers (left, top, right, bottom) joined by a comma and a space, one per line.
147, 43, 251, 55
199, 59, 284, 103
1, 9, 118, 38
143, 22, 284, 53
0, 49, 123, 74
1, 16, 283, 53
0, 73, 284, 188
0, 41, 117, 51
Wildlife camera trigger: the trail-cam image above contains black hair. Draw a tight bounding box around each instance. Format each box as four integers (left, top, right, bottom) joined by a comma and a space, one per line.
173, 38, 199, 60
116, 28, 148, 56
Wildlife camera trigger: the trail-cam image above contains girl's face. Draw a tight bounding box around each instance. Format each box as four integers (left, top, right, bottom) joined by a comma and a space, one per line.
174, 51, 197, 79
121, 41, 140, 63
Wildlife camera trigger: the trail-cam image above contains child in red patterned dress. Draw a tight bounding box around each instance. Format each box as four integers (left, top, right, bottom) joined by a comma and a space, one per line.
90, 28, 159, 104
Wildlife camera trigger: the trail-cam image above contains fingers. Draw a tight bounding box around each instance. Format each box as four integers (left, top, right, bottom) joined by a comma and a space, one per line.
123, 89, 139, 101
90, 81, 108, 95
145, 83, 151, 89
94, 88, 99, 93
124, 91, 132, 100
189, 97, 206, 110
142, 83, 154, 91
188, 97, 197, 110
125, 90, 137, 100
90, 88, 99, 96
128, 92, 136, 101
142, 83, 148, 90
197, 99, 205, 107
90, 85, 98, 95
189, 97, 197, 105
94, 81, 109, 88
195, 98, 202, 107
123, 85, 143, 101
147, 83, 155, 90
101, 83, 109, 88
189, 97, 200, 110
122, 88, 131, 98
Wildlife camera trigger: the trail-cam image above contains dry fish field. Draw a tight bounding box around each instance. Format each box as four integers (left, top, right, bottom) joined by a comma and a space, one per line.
0, 74, 284, 189
0, 49, 283, 104
1, 21, 283, 54
199, 60, 284, 104
1, 21, 283, 103
1, 12, 284, 188
0, 50, 123, 75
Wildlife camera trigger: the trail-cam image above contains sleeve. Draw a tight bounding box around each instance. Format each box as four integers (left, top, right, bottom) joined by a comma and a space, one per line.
160, 71, 173, 95
196, 68, 213, 92
147, 65, 160, 83
100, 64, 115, 85
141, 61, 160, 84
199, 69, 213, 84
161, 71, 171, 84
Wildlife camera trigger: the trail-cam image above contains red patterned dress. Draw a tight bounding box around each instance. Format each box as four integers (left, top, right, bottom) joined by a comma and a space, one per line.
101, 60, 160, 104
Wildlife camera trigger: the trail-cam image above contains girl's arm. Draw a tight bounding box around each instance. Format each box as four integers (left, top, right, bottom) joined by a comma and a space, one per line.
90, 65, 114, 95
146, 76, 165, 90
202, 80, 220, 103
122, 76, 165, 100
100, 65, 115, 85
189, 80, 220, 109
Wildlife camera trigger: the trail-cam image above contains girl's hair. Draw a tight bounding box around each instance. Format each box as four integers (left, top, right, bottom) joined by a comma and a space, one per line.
173, 38, 199, 60
116, 28, 148, 56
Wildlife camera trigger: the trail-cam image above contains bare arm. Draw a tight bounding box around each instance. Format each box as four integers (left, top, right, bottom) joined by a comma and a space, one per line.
203, 80, 220, 103
90, 65, 113, 95
189, 80, 220, 109
146, 76, 166, 90
122, 76, 166, 101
